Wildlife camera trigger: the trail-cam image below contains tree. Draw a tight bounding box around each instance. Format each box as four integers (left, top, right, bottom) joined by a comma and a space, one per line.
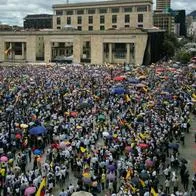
162, 33, 180, 58
162, 40, 175, 57
175, 50, 192, 64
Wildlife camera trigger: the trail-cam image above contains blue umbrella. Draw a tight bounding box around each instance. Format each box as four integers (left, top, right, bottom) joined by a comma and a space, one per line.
128, 78, 140, 84
33, 149, 42, 155
111, 87, 126, 95
168, 143, 179, 149
29, 126, 47, 135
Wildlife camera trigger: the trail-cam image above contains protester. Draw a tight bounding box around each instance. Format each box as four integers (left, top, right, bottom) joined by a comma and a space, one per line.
0, 62, 195, 196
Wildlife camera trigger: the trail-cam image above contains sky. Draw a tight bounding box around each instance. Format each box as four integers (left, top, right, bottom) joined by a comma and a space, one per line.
0, 0, 195, 26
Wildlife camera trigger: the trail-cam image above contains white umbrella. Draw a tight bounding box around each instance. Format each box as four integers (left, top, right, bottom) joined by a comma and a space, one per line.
72, 191, 93, 196
102, 131, 109, 137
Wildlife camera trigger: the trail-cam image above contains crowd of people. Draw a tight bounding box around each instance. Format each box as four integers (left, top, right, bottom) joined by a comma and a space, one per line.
0, 62, 195, 196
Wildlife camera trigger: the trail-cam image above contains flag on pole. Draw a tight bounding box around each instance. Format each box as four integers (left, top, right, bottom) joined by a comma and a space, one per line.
4, 45, 12, 55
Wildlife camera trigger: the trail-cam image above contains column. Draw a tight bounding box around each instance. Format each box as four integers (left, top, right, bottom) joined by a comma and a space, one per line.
73, 36, 82, 64
130, 43, 135, 64
22, 42, 25, 60
44, 41, 51, 63
126, 43, 130, 64
109, 43, 112, 63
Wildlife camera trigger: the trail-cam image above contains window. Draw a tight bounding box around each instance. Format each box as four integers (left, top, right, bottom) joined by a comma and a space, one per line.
99, 8, 107, 14
125, 15, 130, 23
56, 10, 63, 15
100, 25, 105, 30
77, 16, 82, 24
88, 9, 96, 14
111, 8, 119, 13
78, 26, 82, 31
124, 7, 132, 12
138, 24, 143, 28
67, 17, 71, 25
88, 16, 93, 24
138, 14, 143, 23
137, 6, 147, 12
57, 17, 61, 25
100, 15, 105, 24
125, 25, 130, 28
67, 10, 73, 15
77, 9, 84, 15
14, 43, 22, 55
112, 15, 117, 23
57, 26, 61, 29
112, 25, 117, 28
88, 26, 93, 31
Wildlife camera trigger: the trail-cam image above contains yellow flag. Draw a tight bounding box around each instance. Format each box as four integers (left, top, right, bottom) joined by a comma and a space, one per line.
140, 179, 145, 187
80, 147, 86, 153
126, 169, 131, 180
36, 178, 46, 196
125, 94, 131, 102
151, 187, 158, 196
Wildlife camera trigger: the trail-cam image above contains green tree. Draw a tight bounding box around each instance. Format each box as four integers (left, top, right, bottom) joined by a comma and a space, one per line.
162, 33, 180, 58
175, 50, 192, 63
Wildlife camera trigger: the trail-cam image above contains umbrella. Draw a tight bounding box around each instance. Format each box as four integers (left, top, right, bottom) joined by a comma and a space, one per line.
29, 126, 47, 135
145, 159, 154, 168
138, 143, 149, 149
15, 133, 22, 139
72, 191, 93, 196
60, 142, 67, 149
102, 131, 109, 137
33, 149, 42, 155
168, 143, 179, 149
107, 172, 116, 181
98, 114, 105, 121
20, 124, 29, 129
0, 156, 8, 162
24, 186, 36, 196
128, 78, 139, 84
113, 76, 126, 81
136, 83, 146, 88
78, 102, 91, 109
70, 111, 78, 117
125, 146, 132, 152
107, 164, 116, 172
111, 87, 126, 95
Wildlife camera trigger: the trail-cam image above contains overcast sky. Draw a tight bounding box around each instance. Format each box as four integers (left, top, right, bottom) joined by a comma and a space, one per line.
0, 0, 195, 26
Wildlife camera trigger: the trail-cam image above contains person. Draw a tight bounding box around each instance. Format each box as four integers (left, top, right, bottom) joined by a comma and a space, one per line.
59, 189, 67, 196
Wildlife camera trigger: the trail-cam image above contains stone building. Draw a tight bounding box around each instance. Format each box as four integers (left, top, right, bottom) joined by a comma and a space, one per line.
52, 0, 153, 30
0, 0, 164, 65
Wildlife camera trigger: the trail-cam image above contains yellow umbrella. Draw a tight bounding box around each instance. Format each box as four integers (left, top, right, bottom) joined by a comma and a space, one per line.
82, 172, 91, 178
20, 124, 28, 129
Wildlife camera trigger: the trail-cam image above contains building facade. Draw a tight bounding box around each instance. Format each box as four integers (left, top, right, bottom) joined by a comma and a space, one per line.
52, 0, 153, 31
153, 11, 175, 33
156, 0, 171, 11
173, 10, 186, 37
0, 0, 164, 65
24, 14, 53, 29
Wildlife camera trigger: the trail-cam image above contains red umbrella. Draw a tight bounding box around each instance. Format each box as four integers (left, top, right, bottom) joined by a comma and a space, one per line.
51, 143, 59, 149
113, 76, 126, 81
70, 111, 78, 117
138, 143, 149, 149
15, 133, 22, 139
125, 146, 132, 152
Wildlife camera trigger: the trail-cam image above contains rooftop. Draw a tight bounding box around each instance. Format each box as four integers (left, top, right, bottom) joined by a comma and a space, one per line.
53, 0, 153, 9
